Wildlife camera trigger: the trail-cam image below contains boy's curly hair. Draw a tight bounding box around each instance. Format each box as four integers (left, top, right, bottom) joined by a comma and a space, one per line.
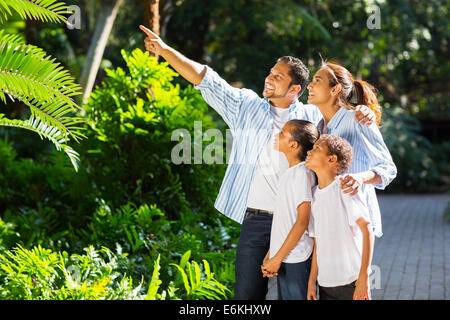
319, 134, 353, 174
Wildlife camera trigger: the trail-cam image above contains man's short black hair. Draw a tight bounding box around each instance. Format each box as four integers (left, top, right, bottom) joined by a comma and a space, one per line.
277, 56, 310, 98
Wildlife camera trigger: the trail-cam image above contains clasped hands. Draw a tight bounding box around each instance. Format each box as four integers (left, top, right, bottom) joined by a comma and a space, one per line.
261, 255, 281, 278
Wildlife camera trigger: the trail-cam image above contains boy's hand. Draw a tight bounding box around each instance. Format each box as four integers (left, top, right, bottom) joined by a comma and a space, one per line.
260, 265, 276, 278
139, 25, 168, 56
261, 257, 281, 277
353, 277, 371, 300
307, 281, 318, 300
340, 173, 363, 196
354, 105, 375, 126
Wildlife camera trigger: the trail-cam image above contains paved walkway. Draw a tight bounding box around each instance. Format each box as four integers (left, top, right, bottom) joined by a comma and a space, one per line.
371, 194, 450, 300
266, 193, 450, 300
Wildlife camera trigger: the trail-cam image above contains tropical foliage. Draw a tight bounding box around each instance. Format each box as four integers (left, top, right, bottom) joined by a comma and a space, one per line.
0, 0, 448, 301
0, 47, 237, 299
0, 0, 84, 170
0, 244, 229, 300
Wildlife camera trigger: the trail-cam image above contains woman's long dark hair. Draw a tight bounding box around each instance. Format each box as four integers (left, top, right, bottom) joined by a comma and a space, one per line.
321, 61, 382, 126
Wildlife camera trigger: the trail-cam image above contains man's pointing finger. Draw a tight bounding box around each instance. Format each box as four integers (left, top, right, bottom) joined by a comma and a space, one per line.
139, 25, 158, 39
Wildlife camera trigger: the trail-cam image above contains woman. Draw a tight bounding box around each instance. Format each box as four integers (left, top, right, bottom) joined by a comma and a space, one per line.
306, 61, 397, 238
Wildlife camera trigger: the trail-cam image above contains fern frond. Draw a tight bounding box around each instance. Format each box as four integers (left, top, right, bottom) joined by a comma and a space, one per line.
0, 0, 12, 23
0, 0, 68, 23
24, 96, 86, 142
0, 33, 84, 141
0, 34, 80, 105
0, 114, 81, 171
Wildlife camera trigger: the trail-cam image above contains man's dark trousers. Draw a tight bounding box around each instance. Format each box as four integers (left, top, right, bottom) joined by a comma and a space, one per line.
234, 209, 273, 300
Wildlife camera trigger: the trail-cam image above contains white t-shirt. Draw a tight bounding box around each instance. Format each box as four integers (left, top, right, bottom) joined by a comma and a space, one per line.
309, 178, 372, 287
269, 162, 316, 263
246, 105, 290, 211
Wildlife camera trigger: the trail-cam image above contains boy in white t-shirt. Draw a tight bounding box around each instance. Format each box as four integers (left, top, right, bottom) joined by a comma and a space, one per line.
305, 134, 374, 300
260, 119, 319, 300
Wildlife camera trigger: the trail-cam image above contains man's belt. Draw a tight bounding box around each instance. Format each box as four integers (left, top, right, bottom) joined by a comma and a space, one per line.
246, 207, 274, 215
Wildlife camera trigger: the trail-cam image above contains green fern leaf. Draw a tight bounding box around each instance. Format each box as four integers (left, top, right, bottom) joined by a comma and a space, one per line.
0, 0, 12, 23
0, 0, 67, 23
0, 114, 81, 171
170, 263, 191, 295
0, 32, 84, 142
145, 255, 162, 300
0, 34, 81, 106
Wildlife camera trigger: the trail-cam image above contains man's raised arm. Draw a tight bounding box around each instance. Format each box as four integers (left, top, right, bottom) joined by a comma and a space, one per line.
139, 25, 248, 132
139, 25, 206, 85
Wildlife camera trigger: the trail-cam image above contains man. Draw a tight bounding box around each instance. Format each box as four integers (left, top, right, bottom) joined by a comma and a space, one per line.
139, 25, 375, 299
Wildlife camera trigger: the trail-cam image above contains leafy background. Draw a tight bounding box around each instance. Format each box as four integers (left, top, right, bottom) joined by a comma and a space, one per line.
0, 0, 448, 299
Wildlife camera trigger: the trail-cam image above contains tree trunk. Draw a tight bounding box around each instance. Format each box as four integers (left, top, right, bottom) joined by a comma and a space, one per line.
80, 0, 124, 105
142, 0, 160, 59
159, 0, 173, 38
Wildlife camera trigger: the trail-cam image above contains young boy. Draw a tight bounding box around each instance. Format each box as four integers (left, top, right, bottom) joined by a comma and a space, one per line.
305, 134, 374, 300
261, 119, 319, 300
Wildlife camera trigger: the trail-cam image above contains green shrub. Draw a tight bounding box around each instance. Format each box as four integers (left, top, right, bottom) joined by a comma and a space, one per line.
0, 138, 91, 230
381, 106, 447, 192
0, 245, 66, 299
81, 48, 225, 224
444, 202, 450, 224
0, 49, 239, 299
0, 217, 19, 251
0, 244, 230, 300
0, 244, 145, 300
169, 250, 231, 300
429, 142, 450, 191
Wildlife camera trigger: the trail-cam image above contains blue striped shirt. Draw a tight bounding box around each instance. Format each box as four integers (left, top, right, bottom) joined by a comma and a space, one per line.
195, 66, 322, 224
321, 106, 397, 237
